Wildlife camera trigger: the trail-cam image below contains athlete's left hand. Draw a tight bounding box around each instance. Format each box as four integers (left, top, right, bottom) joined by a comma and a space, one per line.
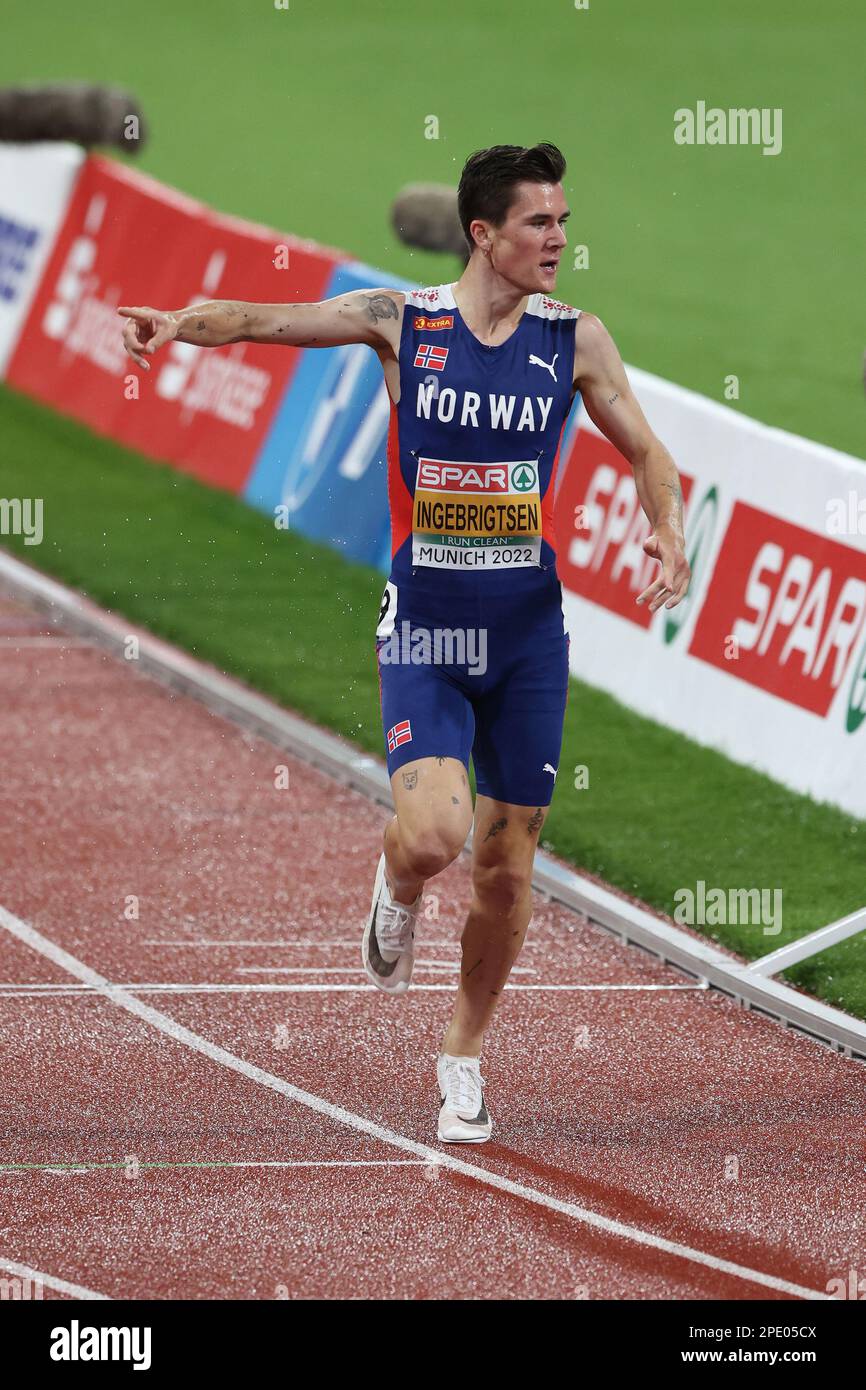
637, 525, 691, 612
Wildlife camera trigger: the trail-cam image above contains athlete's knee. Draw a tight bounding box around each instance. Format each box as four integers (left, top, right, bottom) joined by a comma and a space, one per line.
471, 858, 532, 915
398, 825, 464, 882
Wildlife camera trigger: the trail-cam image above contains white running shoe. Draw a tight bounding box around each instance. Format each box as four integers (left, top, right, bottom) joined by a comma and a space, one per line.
361, 852, 422, 995
437, 1053, 492, 1143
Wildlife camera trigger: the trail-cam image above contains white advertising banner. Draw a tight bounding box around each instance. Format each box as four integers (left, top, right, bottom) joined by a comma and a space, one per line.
0, 142, 84, 375
555, 370, 866, 817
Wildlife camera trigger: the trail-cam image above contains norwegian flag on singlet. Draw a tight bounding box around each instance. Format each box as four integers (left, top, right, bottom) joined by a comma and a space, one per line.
413, 344, 449, 371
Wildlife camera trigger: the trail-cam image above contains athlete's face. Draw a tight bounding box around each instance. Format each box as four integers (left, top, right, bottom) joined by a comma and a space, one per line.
479, 181, 570, 294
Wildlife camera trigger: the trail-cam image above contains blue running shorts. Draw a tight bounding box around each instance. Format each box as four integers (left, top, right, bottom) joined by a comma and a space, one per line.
376, 577, 570, 807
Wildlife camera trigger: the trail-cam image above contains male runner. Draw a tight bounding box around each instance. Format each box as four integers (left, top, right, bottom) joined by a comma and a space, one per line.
120, 142, 690, 1145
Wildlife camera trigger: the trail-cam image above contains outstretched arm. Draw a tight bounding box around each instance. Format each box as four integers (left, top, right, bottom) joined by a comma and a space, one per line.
573, 313, 691, 612
118, 288, 403, 370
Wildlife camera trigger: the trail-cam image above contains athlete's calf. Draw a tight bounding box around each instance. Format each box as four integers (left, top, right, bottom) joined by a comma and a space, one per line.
441, 798, 547, 1057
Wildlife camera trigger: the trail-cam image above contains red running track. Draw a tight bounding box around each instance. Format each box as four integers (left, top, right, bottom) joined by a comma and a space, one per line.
0, 586, 864, 1301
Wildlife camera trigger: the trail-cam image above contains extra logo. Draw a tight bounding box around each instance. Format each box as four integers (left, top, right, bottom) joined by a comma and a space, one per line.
414, 315, 454, 331
414, 344, 449, 371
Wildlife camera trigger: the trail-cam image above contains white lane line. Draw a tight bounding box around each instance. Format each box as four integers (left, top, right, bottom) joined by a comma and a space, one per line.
1, 1160, 433, 1172
0, 984, 95, 995
0, 636, 93, 647
0, 901, 824, 1300
142, 939, 496, 949
235, 963, 538, 975
0, 1257, 109, 1301
0, 981, 706, 996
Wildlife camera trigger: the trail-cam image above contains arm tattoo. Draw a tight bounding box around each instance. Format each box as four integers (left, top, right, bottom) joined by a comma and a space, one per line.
361, 293, 398, 324
661, 476, 684, 528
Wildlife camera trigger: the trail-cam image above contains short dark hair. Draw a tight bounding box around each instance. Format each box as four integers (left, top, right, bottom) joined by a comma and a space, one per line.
457, 143, 567, 251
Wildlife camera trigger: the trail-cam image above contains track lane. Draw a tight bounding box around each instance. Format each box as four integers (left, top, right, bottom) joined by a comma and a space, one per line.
1, 588, 863, 1299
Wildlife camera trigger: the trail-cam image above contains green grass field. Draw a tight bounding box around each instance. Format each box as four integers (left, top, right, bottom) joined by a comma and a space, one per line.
3, 3, 865, 1016
6, 0, 865, 458
2, 383, 865, 1018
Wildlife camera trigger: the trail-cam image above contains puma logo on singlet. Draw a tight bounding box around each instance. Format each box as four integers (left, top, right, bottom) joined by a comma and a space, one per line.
528, 352, 559, 382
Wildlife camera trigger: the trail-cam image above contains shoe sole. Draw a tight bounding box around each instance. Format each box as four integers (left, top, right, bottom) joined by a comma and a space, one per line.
361, 854, 412, 995
438, 1129, 492, 1144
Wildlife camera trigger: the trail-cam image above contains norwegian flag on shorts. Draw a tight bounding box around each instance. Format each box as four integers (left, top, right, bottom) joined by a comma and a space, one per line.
387, 719, 412, 752
413, 344, 449, 371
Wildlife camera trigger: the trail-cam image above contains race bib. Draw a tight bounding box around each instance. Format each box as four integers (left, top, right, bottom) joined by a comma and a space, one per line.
411, 457, 541, 569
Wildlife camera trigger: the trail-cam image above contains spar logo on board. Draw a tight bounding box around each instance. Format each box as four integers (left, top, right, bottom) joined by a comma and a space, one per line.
847, 634, 866, 732
689, 502, 866, 723
662, 484, 719, 644
554, 429, 700, 628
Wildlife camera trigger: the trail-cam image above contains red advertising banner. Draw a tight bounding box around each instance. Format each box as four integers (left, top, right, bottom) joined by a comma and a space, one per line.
554, 427, 694, 626
688, 502, 866, 715
6, 157, 341, 494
